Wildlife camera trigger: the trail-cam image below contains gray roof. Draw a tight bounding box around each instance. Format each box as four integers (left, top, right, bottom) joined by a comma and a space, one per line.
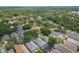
55, 44, 73, 53
51, 31, 64, 37
7, 49, 14, 53
1, 34, 10, 43
68, 32, 79, 41
10, 32, 19, 39
25, 41, 39, 52
17, 30, 25, 37
34, 38, 48, 49
17, 30, 30, 37
0, 47, 6, 53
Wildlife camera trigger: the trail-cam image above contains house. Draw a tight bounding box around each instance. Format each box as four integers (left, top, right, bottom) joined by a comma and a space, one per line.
0, 47, 6, 53
17, 30, 26, 37
7, 49, 15, 53
55, 44, 73, 53
10, 32, 19, 39
51, 31, 67, 43
51, 31, 65, 39
67, 32, 79, 46
34, 38, 49, 50
63, 41, 78, 52
1, 34, 10, 44
17, 30, 30, 38
25, 41, 39, 53
15, 44, 30, 53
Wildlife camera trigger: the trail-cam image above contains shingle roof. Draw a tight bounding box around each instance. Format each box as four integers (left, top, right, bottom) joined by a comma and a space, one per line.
25, 41, 39, 52
17, 30, 30, 37
7, 49, 15, 53
63, 41, 78, 52
34, 38, 49, 49
17, 30, 25, 37
1, 34, 10, 40
10, 32, 19, 39
52, 31, 64, 37
68, 32, 79, 41
1, 34, 10, 43
0, 47, 6, 53
15, 44, 30, 53
55, 44, 73, 53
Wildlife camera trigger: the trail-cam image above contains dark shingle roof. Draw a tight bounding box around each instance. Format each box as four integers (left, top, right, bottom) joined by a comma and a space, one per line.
25, 41, 39, 52
34, 38, 49, 49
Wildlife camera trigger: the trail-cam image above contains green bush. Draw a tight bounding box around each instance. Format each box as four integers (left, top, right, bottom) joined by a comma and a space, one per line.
40, 27, 51, 36
23, 23, 33, 30
48, 37, 57, 47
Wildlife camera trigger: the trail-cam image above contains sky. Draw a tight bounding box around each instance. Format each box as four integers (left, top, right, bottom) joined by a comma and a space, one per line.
0, 0, 79, 6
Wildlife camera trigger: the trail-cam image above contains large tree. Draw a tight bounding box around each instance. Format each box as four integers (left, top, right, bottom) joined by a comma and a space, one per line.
48, 37, 57, 48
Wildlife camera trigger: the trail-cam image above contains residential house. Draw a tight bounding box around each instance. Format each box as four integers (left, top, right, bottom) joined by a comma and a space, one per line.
25, 41, 39, 53
0, 47, 6, 53
63, 41, 78, 53
67, 32, 79, 46
1, 34, 10, 44
51, 31, 66, 43
7, 49, 15, 53
55, 44, 73, 53
17, 30, 30, 38
34, 38, 49, 50
51, 31, 64, 38
15, 44, 30, 53
10, 32, 19, 39
17, 30, 26, 38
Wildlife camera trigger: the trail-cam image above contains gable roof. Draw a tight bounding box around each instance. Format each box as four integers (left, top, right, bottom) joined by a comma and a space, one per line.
10, 32, 19, 39
51, 31, 64, 37
7, 49, 15, 53
17, 30, 25, 37
68, 32, 79, 41
1, 34, 10, 43
34, 38, 48, 49
15, 44, 30, 53
55, 44, 73, 53
25, 41, 39, 52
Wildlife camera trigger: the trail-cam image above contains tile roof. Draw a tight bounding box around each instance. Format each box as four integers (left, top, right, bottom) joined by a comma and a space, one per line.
15, 44, 30, 53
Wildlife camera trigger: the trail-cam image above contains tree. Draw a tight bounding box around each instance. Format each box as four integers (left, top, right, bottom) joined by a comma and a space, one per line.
0, 23, 11, 36
23, 35, 32, 43
40, 27, 51, 36
48, 37, 57, 48
42, 21, 52, 29
23, 30, 38, 43
23, 23, 33, 30
5, 38, 17, 50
